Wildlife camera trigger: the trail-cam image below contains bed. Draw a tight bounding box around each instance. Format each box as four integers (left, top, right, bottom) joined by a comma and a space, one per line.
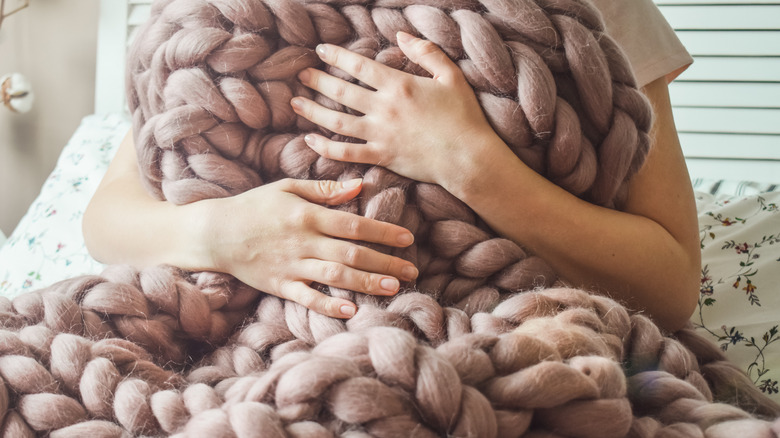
0, 0, 779, 434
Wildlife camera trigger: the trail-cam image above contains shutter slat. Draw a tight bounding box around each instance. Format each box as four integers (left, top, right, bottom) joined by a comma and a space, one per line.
669, 82, 780, 108
680, 57, 780, 82
677, 31, 780, 56
685, 158, 780, 183
658, 5, 780, 30
656, 0, 780, 4
679, 133, 780, 160
672, 107, 780, 135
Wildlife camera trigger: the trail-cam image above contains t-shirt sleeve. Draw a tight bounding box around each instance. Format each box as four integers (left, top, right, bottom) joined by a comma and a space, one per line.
589, 0, 693, 87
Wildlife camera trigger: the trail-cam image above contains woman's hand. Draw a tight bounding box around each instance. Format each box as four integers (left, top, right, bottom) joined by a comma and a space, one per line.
84, 133, 418, 319
197, 178, 418, 318
290, 31, 502, 191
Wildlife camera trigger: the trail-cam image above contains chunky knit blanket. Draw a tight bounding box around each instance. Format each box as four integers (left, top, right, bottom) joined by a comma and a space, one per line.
2, 0, 780, 436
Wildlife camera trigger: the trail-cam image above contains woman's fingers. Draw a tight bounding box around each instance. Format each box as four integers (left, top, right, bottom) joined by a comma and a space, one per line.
317, 207, 415, 248
280, 178, 414, 248
290, 95, 364, 139
280, 177, 363, 206
297, 258, 402, 298
395, 31, 460, 82
313, 43, 390, 89
298, 67, 372, 113
303, 134, 382, 166
317, 238, 418, 283
280, 281, 357, 319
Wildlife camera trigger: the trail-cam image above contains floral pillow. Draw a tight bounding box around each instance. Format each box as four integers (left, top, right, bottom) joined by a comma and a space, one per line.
693, 188, 780, 400
0, 114, 130, 298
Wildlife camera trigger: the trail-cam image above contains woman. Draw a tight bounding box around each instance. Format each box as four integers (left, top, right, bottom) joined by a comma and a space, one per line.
83, 0, 700, 332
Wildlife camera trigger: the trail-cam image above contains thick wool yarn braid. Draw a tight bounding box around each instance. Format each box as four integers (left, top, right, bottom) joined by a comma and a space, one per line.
2, 275, 779, 436
126, 0, 656, 306
2, 0, 780, 435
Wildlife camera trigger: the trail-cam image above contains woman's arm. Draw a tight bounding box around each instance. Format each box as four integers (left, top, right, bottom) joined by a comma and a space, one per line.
448, 76, 701, 332
83, 131, 208, 269
83, 131, 419, 318
292, 33, 700, 331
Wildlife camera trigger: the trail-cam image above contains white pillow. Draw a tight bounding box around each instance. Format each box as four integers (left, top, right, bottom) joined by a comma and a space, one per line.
0, 114, 130, 298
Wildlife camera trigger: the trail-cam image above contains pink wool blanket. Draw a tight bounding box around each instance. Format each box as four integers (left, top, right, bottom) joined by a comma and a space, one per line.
2, 0, 780, 436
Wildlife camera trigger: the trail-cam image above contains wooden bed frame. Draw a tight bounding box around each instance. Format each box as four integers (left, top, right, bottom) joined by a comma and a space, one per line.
94, 0, 780, 183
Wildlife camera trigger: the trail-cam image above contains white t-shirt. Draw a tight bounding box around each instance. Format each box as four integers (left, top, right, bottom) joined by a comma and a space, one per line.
592, 0, 693, 87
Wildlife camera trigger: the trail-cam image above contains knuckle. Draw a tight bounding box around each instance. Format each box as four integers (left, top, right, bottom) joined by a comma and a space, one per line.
417, 39, 437, 54
395, 80, 415, 100
360, 274, 374, 293
307, 71, 319, 90
379, 224, 395, 245
350, 58, 365, 76
337, 144, 353, 161
303, 102, 316, 120
322, 264, 344, 284
297, 290, 318, 310
382, 106, 401, 122
275, 280, 290, 298
331, 115, 345, 132
343, 245, 361, 265
316, 179, 339, 197
383, 256, 396, 275
277, 177, 294, 191
291, 204, 314, 227
333, 82, 347, 100
345, 217, 363, 238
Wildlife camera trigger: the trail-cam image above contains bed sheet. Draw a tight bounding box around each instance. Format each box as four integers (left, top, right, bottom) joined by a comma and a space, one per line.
0, 113, 779, 401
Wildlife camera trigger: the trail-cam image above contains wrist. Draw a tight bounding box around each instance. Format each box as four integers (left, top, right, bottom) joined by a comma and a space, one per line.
171, 198, 221, 272
442, 130, 521, 204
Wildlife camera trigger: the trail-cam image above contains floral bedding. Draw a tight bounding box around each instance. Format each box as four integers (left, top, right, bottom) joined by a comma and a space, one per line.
0, 114, 779, 400
0, 114, 127, 295
693, 187, 780, 398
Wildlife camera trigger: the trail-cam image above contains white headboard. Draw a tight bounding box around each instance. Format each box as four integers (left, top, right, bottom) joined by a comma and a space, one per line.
93, 0, 780, 184
94, 0, 152, 115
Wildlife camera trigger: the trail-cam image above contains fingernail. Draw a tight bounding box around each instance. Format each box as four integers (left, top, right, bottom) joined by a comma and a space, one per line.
298, 69, 311, 83
402, 265, 419, 281
303, 134, 314, 145
397, 232, 414, 246
396, 31, 414, 45
340, 304, 356, 317
380, 277, 399, 293
316, 44, 327, 56
290, 97, 304, 111
343, 178, 362, 189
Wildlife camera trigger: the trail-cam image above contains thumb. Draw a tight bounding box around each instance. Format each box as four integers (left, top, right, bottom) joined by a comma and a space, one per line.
283, 178, 363, 206
396, 31, 457, 81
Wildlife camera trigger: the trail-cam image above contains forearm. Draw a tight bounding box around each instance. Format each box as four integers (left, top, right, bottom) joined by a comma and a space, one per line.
447, 134, 699, 332
82, 133, 210, 270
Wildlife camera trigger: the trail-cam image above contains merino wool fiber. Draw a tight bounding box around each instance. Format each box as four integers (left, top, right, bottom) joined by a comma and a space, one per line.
1, 0, 780, 436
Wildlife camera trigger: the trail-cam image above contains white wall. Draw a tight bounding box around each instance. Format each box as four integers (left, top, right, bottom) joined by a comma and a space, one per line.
0, 0, 99, 236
